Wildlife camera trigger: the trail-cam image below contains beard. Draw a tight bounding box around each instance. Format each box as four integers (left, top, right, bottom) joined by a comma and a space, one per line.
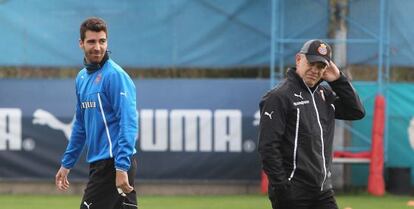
85, 51, 104, 64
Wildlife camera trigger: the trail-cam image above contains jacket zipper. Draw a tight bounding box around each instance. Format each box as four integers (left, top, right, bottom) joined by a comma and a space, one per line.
305, 86, 327, 191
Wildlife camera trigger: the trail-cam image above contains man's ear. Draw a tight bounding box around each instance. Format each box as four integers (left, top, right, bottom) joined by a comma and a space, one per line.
295, 53, 301, 65
79, 39, 83, 49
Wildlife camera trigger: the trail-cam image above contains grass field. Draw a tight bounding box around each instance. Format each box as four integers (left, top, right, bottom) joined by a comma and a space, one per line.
0, 194, 413, 209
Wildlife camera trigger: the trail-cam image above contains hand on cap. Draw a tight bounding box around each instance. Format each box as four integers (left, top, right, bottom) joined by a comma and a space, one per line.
323, 61, 340, 82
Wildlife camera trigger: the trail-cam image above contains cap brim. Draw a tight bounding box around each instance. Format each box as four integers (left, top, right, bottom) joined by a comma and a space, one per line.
305, 55, 329, 65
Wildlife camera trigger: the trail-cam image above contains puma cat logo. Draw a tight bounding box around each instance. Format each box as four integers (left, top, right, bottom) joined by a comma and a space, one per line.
264, 111, 274, 119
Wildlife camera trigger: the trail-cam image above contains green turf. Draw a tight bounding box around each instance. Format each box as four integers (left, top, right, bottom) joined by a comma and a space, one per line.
336, 193, 414, 209
0, 194, 413, 209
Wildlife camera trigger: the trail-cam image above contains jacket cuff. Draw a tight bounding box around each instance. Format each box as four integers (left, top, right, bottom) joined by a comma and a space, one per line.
116, 168, 128, 172
61, 159, 74, 170
115, 164, 129, 172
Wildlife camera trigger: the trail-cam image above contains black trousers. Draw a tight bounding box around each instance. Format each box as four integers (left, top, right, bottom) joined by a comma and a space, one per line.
80, 155, 138, 209
268, 182, 338, 209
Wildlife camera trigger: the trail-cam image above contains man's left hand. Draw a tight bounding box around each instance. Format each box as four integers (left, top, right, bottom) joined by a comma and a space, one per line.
116, 170, 133, 194
323, 61, 341, 82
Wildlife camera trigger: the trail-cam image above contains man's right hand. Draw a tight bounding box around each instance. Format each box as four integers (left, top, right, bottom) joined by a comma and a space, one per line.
55, 166, 70, 191
116, 170, 134, 194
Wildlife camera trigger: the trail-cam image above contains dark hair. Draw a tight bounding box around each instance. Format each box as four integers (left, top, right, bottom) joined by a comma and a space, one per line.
80, 17, 107, 41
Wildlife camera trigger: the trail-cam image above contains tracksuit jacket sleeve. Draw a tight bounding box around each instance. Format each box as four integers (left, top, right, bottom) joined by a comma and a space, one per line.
108, 71, 138, 172
328, 72, 365, 120
258, 93, 289, 187
61, 88, 86, 169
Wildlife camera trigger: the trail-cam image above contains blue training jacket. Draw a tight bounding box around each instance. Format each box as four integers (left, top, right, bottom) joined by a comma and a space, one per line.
61, 59, 138, 171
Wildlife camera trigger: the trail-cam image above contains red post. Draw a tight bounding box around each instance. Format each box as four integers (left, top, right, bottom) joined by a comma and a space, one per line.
261, 171, 268, 194
367, 95, 385, 196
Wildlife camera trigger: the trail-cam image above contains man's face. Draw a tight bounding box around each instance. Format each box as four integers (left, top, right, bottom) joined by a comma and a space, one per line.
295, 54, 327, 87
79, 30, 107, 64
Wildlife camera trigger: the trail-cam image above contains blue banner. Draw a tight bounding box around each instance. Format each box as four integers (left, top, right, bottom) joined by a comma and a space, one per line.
0, 79, 268, 180
0, 0, 328, 68
348, 0, 414, 67
2, 79, 413, 184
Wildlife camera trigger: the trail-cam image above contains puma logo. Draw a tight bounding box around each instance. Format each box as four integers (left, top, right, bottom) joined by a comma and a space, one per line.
83, 201, 92, 209
264, 111, 274, 119
32, 109, 74, 140
294, 92, 303, 100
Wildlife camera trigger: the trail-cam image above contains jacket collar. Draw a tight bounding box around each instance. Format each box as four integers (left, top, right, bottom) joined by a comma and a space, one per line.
84, 51, 109, 74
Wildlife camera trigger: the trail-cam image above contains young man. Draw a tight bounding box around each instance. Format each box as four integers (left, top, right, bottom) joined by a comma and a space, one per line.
55, 17, 138, 209
258, 39, 365, 209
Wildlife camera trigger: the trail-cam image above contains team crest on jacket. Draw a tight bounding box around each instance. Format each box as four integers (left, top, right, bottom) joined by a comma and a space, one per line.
95, 73, 102, 84
320, 90, 326, 101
